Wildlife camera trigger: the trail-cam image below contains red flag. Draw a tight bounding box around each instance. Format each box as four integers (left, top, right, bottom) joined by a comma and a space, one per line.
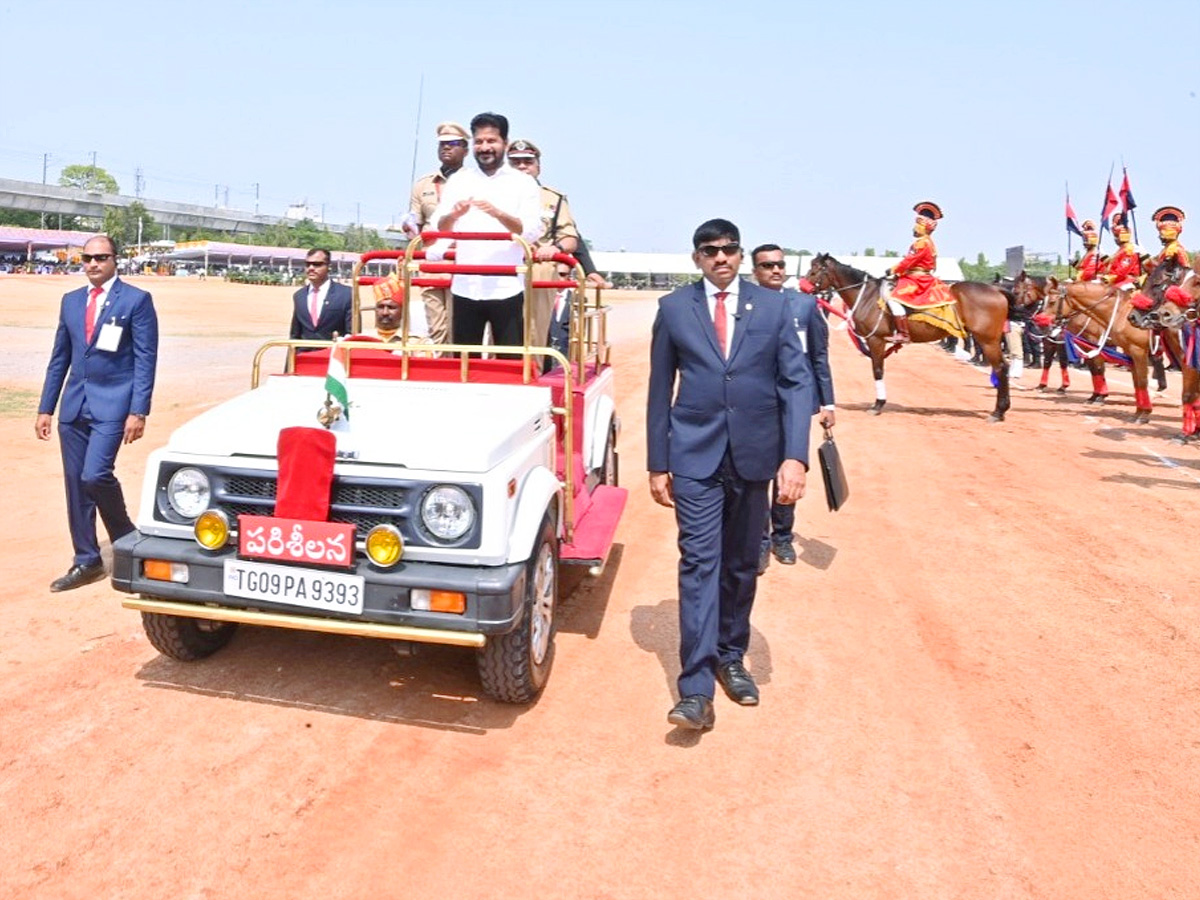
1119, 168, 1136, 213
1066, 196, 1083, 237
1100, 181, 1119, 234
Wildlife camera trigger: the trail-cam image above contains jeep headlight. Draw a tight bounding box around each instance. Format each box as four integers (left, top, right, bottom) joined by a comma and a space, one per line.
420, 485, 475, 542
167, 467, 211, 519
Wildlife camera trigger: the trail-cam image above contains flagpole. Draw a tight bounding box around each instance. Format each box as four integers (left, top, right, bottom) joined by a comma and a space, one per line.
1121, 160, 1139, 246
1066, 180, 1073, 275
1100, 161, 1116, 250
408, 73, 425, 197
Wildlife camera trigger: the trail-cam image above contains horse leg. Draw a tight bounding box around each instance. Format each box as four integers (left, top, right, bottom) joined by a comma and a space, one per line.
1086, 357, 1108, 404
869, 338, 887, 414
1037, 337, 1052, 390
1129, 347, 1153, 424
1175, 365, 1200, 442
1151, 348, 1168, 393
980, 336, 1010, 422
1173, 330, 1199, 441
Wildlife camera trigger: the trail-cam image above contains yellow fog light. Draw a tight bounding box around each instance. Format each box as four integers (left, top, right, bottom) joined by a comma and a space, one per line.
194, 509, 230, 550
366, 524, 404, 567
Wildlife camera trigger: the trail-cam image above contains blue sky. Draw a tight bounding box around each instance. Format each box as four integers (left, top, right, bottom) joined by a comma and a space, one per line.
3, 0, 1196, 262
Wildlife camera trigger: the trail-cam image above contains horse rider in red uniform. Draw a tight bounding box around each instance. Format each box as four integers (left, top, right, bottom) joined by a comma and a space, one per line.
884, 201, 946, 343
1129, 206, 1190, 394
1072, 220, 1103, 282
1101, 215, 1143, 290
1150, 206, 1196, 309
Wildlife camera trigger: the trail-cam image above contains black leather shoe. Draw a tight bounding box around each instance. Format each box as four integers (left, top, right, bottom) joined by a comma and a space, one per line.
772, 542, 797, 565
50, 563, 106, 593
757, 543, 770, 575
717, 661, 760, 706
668, 695, 715, 730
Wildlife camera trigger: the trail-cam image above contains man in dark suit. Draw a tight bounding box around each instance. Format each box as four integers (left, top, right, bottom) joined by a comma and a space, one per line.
751, 244, 836, 571
647, 219, 815, 731
290, 248, 353, 346
35, 235, 159, 592
543, 262, 573, 371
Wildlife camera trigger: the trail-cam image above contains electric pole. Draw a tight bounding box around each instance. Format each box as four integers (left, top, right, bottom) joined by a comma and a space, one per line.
41, 153, 49, 228
253, 182, 260, 216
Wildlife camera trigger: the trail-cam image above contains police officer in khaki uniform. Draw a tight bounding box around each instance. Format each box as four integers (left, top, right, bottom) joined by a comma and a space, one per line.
506, 139, 581, 352
402, 122, 469, 345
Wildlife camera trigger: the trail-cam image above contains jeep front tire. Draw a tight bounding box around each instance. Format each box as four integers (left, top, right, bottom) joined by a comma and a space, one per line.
477, 512, 558, 703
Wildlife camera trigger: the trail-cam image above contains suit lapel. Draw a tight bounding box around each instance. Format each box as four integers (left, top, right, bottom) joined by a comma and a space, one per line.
690, 282, 724, 362
82, 280, 120, 348
726, 286, 757, 364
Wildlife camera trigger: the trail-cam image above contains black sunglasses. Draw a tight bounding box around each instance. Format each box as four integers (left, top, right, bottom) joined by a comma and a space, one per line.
696, 242, 740, 258
81, 253, 113, 263
756, 261, 786, 270
305, 260, 329, 268
441, 140, 467, 148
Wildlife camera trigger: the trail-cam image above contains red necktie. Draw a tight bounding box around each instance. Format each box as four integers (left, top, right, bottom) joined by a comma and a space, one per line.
85, 286, 102, 343
309, 286, 320, 326
714, 291, 728, 357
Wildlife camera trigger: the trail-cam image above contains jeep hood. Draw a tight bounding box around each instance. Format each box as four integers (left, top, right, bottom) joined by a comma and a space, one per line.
167, 376, 553, 472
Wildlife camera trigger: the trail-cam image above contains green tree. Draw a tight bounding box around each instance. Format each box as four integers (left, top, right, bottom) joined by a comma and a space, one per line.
342, 225, 388, 253
59, 164, 119, 194
102, 201, 160, 250
959, 252, 1005, 282
0, 209, 43, 228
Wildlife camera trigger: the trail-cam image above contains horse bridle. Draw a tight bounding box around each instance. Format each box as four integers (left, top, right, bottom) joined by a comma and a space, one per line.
1046, 281, 1126, 357
808, 263, 889, 340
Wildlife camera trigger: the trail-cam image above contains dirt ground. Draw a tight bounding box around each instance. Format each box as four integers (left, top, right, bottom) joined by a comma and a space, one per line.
2, 274, 1198, 900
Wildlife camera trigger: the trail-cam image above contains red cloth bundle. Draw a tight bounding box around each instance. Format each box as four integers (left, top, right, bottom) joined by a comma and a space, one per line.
275, 426, 337, 521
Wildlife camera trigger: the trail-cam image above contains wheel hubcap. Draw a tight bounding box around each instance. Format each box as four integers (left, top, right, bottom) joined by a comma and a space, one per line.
529, 541, 555, 665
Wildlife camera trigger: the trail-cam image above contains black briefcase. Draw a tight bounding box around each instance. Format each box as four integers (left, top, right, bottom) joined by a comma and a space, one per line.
818, 426, 849, 512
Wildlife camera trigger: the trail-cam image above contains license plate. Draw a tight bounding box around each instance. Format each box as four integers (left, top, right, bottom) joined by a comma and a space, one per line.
223, 559, 365, 614
238, 515, 356, 570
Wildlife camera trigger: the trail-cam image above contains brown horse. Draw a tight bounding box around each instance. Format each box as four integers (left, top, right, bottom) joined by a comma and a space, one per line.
1137, 259, 1200, 439
1012, 271, 1109, 402
1043, 277, 1154, 423
803, 253, 1018, 421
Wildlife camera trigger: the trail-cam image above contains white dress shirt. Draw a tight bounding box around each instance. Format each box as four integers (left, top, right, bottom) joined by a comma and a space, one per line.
703, 278, 738, 356
430, 163, 544, 300
88, 274, 118, 332
307, 279, 330, 322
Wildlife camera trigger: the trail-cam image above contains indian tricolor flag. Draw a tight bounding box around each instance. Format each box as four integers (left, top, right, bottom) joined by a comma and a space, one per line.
325, 339, 351, 419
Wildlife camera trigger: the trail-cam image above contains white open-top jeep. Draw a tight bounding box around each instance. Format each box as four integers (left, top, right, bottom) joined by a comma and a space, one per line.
111, 234, 626, 703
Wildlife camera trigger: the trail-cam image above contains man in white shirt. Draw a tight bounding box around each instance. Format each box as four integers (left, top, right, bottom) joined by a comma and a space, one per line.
431, 111, 542, 350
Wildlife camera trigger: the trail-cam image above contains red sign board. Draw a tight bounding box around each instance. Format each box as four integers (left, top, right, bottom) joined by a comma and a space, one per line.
238, 516, 356, 570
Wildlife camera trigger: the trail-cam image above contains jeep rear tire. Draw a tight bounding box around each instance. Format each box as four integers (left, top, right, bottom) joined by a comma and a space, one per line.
142, 612, 238, 661
477, 512, 558, 703
600, 421, 619, 486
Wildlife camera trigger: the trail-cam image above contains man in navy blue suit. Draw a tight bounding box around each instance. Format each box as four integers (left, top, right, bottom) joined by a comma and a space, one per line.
647, 219, 815, 731
290, 248, 354, 346
35, 235, 159, 592
751, 244, 836, 571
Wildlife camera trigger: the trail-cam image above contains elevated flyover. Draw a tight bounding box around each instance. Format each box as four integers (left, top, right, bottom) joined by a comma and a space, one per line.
0, 177, 396, 242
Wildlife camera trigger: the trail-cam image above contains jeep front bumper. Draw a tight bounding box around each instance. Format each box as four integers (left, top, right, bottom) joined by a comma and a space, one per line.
111, 532, 527, 646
